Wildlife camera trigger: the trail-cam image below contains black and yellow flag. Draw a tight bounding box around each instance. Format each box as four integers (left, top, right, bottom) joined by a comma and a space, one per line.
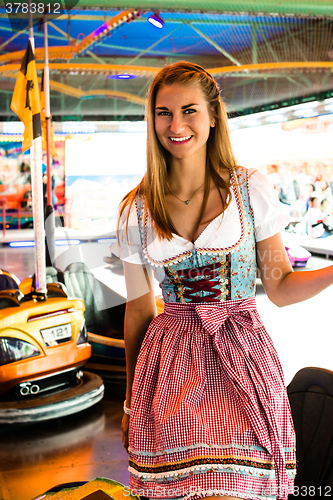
10, 40, 41, 152
40, 70, 56, 157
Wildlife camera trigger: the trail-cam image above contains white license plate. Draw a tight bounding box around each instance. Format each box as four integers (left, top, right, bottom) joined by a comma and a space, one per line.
41, 323, 72, 346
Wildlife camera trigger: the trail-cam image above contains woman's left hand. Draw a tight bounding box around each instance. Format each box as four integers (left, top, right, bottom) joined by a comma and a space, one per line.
121, 412, 130, 452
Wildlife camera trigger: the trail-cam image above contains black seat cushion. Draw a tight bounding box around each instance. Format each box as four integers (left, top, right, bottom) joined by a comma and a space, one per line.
287, 367, 333, 495
0, 289, 23, 309
0, 275, 19, 291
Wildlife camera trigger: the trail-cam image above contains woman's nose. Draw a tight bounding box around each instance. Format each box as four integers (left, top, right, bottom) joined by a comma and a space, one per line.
169, 114, 185, 134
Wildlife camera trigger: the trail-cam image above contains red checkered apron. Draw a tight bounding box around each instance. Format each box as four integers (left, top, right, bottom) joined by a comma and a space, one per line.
128, 298, 296, 500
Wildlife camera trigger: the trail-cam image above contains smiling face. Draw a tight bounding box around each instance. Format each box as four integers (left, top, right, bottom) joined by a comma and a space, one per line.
154, 82, 214, 163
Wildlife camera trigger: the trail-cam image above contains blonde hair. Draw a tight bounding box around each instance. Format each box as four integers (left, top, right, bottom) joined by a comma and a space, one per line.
118, 61, 238, 241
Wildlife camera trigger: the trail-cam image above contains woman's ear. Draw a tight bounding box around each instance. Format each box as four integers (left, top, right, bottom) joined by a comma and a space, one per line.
210, 106, 217, 126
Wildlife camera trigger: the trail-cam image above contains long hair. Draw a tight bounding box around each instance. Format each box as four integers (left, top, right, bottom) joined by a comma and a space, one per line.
118, 61, 238, 241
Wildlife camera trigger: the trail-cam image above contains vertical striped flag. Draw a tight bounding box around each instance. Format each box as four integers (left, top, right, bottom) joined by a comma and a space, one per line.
40, 69, 56, 157
10, 40, 41, 152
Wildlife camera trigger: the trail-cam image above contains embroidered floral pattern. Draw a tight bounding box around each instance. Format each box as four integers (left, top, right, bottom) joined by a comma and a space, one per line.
130, 456, 277, 474
164, 266, 185, 303
128, 455, 297, 482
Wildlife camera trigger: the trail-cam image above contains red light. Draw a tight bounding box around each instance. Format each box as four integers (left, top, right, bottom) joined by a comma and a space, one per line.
28, 308, 76, 322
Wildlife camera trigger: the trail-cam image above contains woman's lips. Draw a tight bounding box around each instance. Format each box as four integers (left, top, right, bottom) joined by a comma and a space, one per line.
169, 135, 192, 144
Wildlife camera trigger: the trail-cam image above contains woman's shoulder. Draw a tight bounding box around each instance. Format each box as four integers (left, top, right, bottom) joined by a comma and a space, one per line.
233, 166, 258, 180
235, 167, 272, 187
233, 167, 280, 206
231, 167, 261, 191
116, 198, 140, 228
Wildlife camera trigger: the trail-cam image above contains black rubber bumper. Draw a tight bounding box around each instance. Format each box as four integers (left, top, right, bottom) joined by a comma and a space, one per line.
0, 371, 104, 424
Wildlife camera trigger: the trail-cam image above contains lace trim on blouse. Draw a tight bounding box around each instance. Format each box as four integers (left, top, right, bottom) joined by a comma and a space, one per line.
141, 169, 246, 267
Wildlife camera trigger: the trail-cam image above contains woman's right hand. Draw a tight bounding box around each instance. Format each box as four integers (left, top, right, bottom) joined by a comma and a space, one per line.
122, 412, 130, 452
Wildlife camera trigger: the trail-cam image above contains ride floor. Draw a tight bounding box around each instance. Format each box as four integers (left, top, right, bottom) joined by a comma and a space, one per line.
1, 241, 333, 499
0, 382, 128, 500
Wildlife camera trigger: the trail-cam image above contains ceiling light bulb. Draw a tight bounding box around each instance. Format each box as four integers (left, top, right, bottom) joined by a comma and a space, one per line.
148, 13, 164, 29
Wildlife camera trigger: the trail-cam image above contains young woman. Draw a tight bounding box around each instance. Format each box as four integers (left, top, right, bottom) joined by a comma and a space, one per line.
307, 196, 332, 238
111, 62, 333, 500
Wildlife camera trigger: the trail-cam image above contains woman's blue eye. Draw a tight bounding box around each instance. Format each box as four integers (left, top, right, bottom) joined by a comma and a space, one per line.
156, 109, 196, 116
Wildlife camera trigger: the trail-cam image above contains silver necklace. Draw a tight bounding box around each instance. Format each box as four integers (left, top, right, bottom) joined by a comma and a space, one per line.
166, 181, 205, 205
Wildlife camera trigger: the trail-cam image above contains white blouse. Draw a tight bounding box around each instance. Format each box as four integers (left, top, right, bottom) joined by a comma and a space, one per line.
111, 168, 290, 266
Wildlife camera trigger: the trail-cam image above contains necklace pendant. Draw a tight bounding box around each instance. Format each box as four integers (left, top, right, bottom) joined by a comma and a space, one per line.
184, 200, 190, 205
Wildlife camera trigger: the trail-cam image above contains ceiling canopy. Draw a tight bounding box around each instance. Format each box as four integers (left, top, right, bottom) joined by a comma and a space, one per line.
0, 1, 333, 121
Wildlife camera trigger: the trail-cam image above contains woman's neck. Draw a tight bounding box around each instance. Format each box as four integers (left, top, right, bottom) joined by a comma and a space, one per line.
167, 156, 206, 195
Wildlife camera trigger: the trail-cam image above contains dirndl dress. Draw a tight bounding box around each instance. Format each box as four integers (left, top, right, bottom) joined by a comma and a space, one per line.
111, 168, 297, 500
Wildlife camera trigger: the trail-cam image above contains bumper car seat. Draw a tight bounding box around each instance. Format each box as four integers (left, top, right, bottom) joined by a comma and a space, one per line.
287, 367, 333, 496
45, 264, 126, 338
0, 270, 20, 291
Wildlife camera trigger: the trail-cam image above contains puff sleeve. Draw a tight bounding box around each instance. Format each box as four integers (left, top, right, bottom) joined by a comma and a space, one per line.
248, 169, 290, 242
110, 202, 146, 265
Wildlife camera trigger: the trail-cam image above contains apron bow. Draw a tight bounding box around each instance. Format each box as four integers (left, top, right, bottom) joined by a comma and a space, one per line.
196, 298, 261, 336
195, 297, 291, 499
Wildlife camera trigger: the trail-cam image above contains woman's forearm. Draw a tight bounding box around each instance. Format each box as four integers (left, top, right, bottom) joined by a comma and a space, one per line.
124, 308, 156, 407
257, 233, 333, 307
268, 265, 333, 307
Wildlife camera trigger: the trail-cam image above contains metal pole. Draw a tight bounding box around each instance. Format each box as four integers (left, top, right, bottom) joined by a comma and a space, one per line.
44, 14, 52, 207
44, 12, 55, 267
28, 0, 34, 50
28, 0, 47, 293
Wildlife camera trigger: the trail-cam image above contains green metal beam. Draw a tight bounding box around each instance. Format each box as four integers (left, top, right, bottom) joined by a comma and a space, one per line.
223, 73, 305, 79
257, 26, 280, 63
251, 23, 257, 64
3, 1, 332, 17
256, 25, 306, 89
248, 20, 331, 73
60, 74, 65, 112
249, 80, 257, 103
189, 24, 242, 66
128, 25, 182, 64
119, 80, 148, 120
86, 73, 102, 90
0, 13, 310, 26
0, 22, 34, 51
283, 29, 308, 62
322, 70, 333, 87
113, 78, 117, 119
49, 18, 105, 65
86, 51, 106, 64
0, 21, 190, 58
50, 0, 333, 17
81, 41, 187, 58
71, 99, 83, 115
0, 23, 74, 42
229, 77, 277, 89
48, 20, 71, 40
270, 79, 278, 101
282, 29, 313, 88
